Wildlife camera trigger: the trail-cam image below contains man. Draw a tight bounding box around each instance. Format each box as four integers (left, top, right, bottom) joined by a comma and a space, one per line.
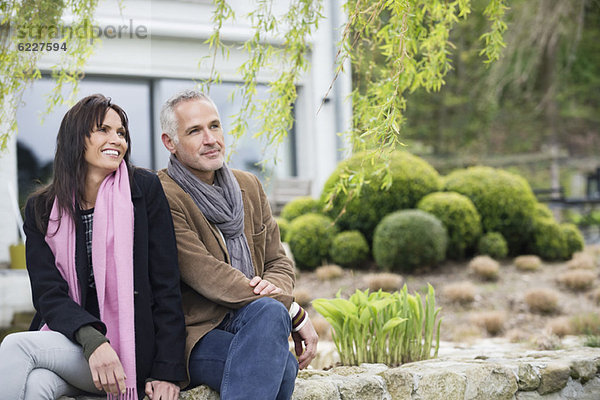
158, 89, 318, 399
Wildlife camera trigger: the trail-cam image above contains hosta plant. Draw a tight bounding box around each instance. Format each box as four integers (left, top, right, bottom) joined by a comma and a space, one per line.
312, 285, 441, 366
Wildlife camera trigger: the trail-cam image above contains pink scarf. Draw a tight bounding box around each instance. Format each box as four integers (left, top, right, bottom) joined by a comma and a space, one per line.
43, 161, 137, 399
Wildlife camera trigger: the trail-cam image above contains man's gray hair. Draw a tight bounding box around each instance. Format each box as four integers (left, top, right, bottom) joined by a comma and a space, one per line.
160, 89, 219, 143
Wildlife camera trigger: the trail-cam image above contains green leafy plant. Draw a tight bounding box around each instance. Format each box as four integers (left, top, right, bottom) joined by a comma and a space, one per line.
312, 285, 441, 366
477, 232, 508, 259
417, 191, 482, 259
329, 230, 369, 268
280, 196, 322, 222
286, 213, 337, 270
373, 209, 447, 273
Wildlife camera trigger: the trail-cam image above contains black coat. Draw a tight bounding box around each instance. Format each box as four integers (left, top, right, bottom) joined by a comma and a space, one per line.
24, 167, 187, 396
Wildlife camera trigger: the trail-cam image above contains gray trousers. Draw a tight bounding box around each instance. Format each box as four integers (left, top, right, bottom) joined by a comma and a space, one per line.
0, 331, 103, 400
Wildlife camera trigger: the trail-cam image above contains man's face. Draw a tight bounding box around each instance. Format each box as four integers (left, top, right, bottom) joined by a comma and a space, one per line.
165, 99, 225, 183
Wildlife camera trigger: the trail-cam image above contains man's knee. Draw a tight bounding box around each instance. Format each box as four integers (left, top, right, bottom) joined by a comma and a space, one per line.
284, 352, 299, 382
252, 297, 289, 320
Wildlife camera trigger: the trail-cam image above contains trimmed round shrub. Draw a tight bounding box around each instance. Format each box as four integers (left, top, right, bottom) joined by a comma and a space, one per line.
478, 232, 508, 259
322, 151, 441, 241
561, 223, 584, 259
443, 166, 537, 254
530, 217, 567, 261
275, 217, 290, 242
329, 230, 369, 268
280, 197, 322, 221
372, 209, 447, 273
534, 203, 554, 220
286, 213, 338, 270
417, 191, 482, 259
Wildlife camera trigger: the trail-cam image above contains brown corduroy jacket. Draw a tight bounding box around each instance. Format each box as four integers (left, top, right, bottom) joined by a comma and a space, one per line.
158, 168, 295, 386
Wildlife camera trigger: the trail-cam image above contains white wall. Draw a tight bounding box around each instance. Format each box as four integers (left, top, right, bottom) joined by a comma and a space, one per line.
0, 97, 20, 263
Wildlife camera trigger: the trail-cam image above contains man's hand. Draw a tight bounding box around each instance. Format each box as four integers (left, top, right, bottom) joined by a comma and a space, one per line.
249, 276, 283, 295
292, 316, 318, 369
88, 342, 127, 395
145, 380, 180, 400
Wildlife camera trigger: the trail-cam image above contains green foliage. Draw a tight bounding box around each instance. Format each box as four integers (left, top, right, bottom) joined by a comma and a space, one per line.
417, 191, 482, 259
312, 285, 441, 366
572, 313, 600, 347
286, 213, 337, 270
477, 232, 508, 259
199, 0, 323, 166
401, 0, 598, 158
443, 166, 537, 254
560, 223, 584, 259
564, 209, 600, 228
280, 196, 321, 222
534, 203, 554, 220
529, 217, 567, 261
320, 0, 508, 216
373, 209, 447, 273
274, 217, 289, 243
1, 0, 101, 147
323, 151, 441, 240
329, 230, 369, 268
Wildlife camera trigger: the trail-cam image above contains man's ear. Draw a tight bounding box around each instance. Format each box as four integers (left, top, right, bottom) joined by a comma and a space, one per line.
161, 133, 177, 154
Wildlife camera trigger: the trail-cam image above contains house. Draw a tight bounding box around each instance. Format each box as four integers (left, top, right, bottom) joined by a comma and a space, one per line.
0, 0, 352, 263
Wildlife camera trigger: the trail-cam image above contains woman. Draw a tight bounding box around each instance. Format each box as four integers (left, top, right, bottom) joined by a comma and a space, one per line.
0, 94, 186, 400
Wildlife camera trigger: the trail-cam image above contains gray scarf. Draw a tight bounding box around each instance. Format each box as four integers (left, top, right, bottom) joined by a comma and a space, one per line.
167, 154, 255, 278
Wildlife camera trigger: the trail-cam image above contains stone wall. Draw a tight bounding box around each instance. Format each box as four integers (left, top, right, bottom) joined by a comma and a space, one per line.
63, 345, 600, 400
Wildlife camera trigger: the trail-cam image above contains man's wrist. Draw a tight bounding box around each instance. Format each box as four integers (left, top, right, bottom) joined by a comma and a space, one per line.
291, 303, 307, 332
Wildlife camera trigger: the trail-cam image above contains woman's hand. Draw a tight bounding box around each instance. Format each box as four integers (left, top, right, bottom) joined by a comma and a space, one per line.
88, 342, 127, 395
145, 380, 180, 400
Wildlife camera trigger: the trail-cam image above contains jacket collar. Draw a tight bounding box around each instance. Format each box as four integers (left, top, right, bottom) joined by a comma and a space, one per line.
129, 169, 143, 200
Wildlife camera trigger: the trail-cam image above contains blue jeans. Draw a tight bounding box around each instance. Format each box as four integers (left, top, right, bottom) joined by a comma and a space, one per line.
188, 297, 299, 400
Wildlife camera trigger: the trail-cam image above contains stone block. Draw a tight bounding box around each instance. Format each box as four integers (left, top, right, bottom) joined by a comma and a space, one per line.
330, 366, 367, 376
379, 368, 413, 400
569, 359, 597, 382
515, 391, 561, 399
538, 363, 571, 395
292, 378, 340, 400
416, 370, 467, 400
333, 374, 387, 400
464, 364, 518, 400
517, 363, 541, 391
179, 385, 219, 400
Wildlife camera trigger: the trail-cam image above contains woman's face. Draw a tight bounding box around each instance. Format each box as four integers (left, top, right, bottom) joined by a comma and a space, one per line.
84, 108, 128, 179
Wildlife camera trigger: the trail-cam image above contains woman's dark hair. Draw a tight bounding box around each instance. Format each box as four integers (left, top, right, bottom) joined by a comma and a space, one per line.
32, 94, 131, 233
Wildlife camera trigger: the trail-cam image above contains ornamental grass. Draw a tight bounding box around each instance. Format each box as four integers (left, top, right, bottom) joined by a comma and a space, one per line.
514, 255, 542, 272
468, 255, 500, 281
557, 270, 596, 292
312, 285, 441, 366
365, 272, 403, 292
524, 288, 560, 314
315, 264, 344, 281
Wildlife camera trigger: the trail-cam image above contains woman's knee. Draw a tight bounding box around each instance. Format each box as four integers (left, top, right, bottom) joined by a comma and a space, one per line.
0, 331, 36, 356
24, 368, 75, 400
